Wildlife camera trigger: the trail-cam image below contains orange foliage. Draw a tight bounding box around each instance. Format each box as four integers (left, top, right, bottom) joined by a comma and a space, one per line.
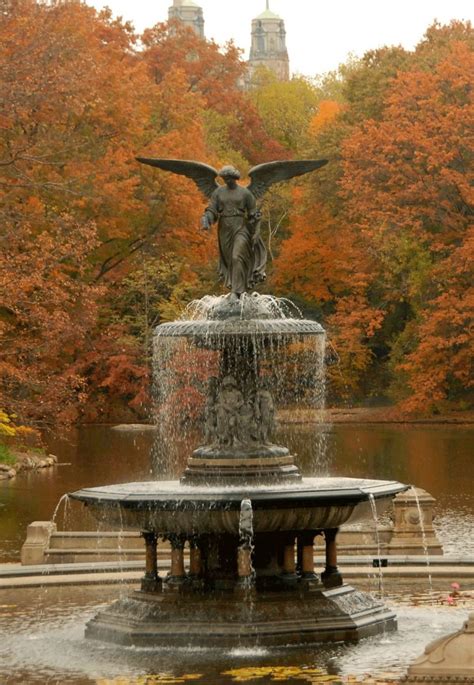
340, 40, 473, 410
1, 5, 472, 423
398, 228, 474, 412
0, 1, 213, 424
0, 218, 101, 425
273, 190, 363, 302
141, 21, 286, 164
309, 101, 342, 136
273, 189, 383, 395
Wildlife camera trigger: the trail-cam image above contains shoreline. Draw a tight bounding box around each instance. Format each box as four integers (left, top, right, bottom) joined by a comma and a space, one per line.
278, 407, 474, 426
0, 450, 58, 481
81, 408, 474, 430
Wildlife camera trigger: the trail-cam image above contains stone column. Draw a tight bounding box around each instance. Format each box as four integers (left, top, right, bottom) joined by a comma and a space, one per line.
281, 535, 298, 585
167, 535, 186, 586
283, 539, 296, 573
321, 528, 343, 588
299, 532, 318, 579
141, 531, 161, 593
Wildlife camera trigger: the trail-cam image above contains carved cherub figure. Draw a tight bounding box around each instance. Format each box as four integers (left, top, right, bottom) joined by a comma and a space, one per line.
215, 375, 244, 446
255, 380, 276, 445
236, 398, 258, 446
203, 376, 219, 444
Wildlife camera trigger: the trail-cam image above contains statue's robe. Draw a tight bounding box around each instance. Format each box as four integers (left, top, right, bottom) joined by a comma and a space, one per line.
205, 186, 267, 295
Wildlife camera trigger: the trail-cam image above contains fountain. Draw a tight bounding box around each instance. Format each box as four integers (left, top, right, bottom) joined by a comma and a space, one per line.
70, 158, 408, 647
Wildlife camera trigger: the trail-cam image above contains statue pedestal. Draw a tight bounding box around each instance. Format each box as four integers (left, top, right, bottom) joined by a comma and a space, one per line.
181, 444, 301, 484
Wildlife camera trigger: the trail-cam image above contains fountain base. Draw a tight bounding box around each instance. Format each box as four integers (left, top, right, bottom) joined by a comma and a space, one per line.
85, 583, 396, 647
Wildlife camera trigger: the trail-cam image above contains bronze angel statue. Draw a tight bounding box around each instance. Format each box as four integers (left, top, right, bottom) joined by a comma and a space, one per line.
136, 158, 328, 300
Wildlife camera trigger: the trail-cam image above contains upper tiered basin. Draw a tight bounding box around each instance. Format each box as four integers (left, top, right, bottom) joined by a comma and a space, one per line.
70, 477, 408, 535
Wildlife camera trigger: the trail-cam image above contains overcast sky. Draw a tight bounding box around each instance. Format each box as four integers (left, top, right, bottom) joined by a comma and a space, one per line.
88, 0, 473, 77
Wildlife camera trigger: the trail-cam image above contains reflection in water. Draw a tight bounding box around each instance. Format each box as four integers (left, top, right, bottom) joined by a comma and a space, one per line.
1, 423, 472, 561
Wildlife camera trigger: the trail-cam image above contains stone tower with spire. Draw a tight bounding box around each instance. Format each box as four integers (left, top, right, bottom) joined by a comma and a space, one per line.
168, 0, 205, 38
248, 1, 290, 82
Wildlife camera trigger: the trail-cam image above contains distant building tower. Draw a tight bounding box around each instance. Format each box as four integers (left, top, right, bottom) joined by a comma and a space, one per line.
248, 1, 290, 82
168, 0, 205, 38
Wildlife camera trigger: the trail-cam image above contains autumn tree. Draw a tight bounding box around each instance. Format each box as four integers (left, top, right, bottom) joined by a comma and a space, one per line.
1, 3, 471, 424
341, 40, 473, 410
141, 21, 286, 165
274, 21, 473, 408
250, 71, 321, 152
0, 1, 212, 424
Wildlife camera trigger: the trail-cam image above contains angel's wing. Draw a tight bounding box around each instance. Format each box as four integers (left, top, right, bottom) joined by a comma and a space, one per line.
136, 158, 219, 201
247, 159, 328, 200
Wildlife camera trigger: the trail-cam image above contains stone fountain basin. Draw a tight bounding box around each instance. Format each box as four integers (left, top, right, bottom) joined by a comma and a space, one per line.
70, 477, 408, 535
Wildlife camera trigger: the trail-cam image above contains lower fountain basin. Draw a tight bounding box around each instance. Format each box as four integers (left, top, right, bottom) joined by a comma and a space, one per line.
70, 477, 408, 535
84, 585, 397, 648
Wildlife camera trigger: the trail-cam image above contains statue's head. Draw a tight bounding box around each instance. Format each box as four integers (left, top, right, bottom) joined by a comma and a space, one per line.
221, 375, 237, 388
218, 165, 241, 181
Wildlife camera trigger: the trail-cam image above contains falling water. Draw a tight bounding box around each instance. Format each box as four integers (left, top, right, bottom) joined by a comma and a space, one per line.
412, 489, 434, 596
151, 293, 327, 482
368, 493, 385, 598
238, 499, 255, 589
116, 503, 127, 597
51, 493, 70, 527
184, 293, 303, 321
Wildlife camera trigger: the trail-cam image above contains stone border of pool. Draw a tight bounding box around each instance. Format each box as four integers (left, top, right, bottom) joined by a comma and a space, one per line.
1, 556, 473, 589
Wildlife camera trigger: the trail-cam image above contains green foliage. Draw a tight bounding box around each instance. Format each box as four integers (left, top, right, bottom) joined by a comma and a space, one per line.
340, 46, 411, 122
201, 110, 249, 173
251, 73, 321, 152
106, 253, 207, 349
0, 444, 15, 465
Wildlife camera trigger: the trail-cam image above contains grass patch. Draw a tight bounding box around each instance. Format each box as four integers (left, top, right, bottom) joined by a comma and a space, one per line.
28, 446, 46, 456
0, 443, 16, 465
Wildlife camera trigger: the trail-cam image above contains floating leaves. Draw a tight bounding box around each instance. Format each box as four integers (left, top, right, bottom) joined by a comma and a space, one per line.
222, 666, 343, 683
96, 674, 203, 685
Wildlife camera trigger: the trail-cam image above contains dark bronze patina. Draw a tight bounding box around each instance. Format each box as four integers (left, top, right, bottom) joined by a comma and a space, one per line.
136, 157, 328, 298
68, 155, 409, 648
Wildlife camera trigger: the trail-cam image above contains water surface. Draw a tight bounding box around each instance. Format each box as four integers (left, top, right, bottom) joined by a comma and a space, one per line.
0, 423, 473, 684
0, 584, 471, 684
0, 423, 472, 560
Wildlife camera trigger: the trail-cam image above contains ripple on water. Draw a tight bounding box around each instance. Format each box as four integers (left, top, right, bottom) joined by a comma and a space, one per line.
0, 585, 471, 684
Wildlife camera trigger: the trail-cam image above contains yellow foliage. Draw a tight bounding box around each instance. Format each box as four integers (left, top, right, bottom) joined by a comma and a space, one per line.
95, 675, 203, 685
0, 410, 16, 437
222, 666, 342, 682
0, 410, 42, 445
